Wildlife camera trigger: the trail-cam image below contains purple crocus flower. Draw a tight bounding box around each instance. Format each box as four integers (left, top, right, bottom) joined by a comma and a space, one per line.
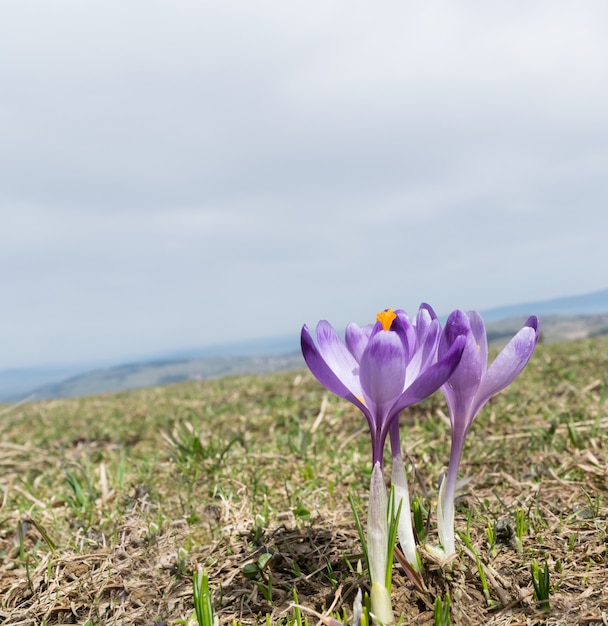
301, 306, 466, 469
301, 306, 466, 618
436, 310, 539, 557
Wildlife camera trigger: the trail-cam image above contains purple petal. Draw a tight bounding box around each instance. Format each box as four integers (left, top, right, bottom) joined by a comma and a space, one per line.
392, 334, 466, 415
345, 322, 373, 363
315, 321, 361, 392
409, 318, 441, 381
467, 311, 488, 377
393, 312, 415, 362
413, 304, 440, 365
414, 302, 437, 336
423, 318, 442, 361
301, 325, 366, 413
439, 310, 471, 356
440, 311, 483, 427
420, 302, 438, 319
471, 317, 539, 417
302, 325, 354, 396
359, 330, 406, 407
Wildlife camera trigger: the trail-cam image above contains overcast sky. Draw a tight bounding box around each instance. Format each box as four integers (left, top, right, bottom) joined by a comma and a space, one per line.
1, 1, 607, 370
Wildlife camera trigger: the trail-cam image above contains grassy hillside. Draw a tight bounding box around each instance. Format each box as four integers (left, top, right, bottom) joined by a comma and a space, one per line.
1, 336, 608, 624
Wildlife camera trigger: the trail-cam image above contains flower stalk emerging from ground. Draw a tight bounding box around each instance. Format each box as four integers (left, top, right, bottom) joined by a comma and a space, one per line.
368, 461, 393, 624
436, 311, 539, 558
301, 307, 466, 620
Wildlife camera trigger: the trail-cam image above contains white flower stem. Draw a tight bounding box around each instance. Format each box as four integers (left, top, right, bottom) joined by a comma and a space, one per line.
436, 474, 454, 557
368, 462, 394, 624
391, 454, 420, 572
437, 430, 466, 557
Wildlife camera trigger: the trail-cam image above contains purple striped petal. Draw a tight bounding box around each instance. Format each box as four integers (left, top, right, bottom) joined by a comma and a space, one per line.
315, 321, 361, 392
471, 316, 539, 417
394, 312, 416, 362
420, 318, 442, 366
345, 322, 373, 363
468, 311, 488, 377
301, 325, 355, 398
392, 333, 466, 415
406, 318, 441, 385
440, 311, 482, 427
415, 302, 437, 337
301, 325, 369, 418
360, 330, 406, 406
439, 309, 471, 355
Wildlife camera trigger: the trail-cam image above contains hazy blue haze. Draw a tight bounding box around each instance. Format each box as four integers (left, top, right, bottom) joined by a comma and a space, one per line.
2, 288, 608, 402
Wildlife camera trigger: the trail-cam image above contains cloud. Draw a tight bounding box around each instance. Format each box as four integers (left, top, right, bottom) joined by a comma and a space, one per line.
0, 1, 607, 368
1, 1, 606, 210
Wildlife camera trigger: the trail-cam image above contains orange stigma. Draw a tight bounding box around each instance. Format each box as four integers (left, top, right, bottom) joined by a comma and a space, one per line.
376, 308, 397, 331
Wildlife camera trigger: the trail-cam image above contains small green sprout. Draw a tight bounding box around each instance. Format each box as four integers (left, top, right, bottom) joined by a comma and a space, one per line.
531, 559, 551, 610
412, 496, 428, 544
475, 553, 492, 607
292, 502, 311, 521
242, 552, 274, 602
323, 557, 338, 587
486, 522, 497, 558
456, 510, 474, 552
192, 565, 218, 626
292, 589, 308, 626
386, 487, 403, 590
514, 507, 527, 554
433, 593, 451, 626
567, 421, 583, 449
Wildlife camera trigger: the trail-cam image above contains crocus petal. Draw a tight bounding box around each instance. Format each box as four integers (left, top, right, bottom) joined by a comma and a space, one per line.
468, 310, 488, 376
438, 309, 469, 366
392, 312, 415, 363
442, 312, 483, 395
345, 322, 373, 363
440, 311, 482, 428
391, 334, 466, 415
360, 331, 407, 406
417, 318, 442, 370
315, 321, 362, 392
415, 302, 437, 336
470, 316, 539, 417
301, 325, 367, 414
405, 318, 441, 386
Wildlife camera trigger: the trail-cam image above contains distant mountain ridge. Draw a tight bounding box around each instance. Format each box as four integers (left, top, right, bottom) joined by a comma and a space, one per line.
479, 288, 608, 321
28, 352, 304, 401
2, 287, 608, 403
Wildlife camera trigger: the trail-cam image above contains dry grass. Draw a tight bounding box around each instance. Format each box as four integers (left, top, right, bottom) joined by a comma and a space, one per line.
1, 337, 608, 625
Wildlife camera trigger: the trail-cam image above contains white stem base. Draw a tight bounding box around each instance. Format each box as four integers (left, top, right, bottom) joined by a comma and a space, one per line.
437, 475, 456, 557
371, 581, 394, 625
391, 456, 420, 572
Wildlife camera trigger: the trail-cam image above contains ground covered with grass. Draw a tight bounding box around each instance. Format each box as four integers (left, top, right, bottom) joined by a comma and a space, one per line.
1, 337, 608, 625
